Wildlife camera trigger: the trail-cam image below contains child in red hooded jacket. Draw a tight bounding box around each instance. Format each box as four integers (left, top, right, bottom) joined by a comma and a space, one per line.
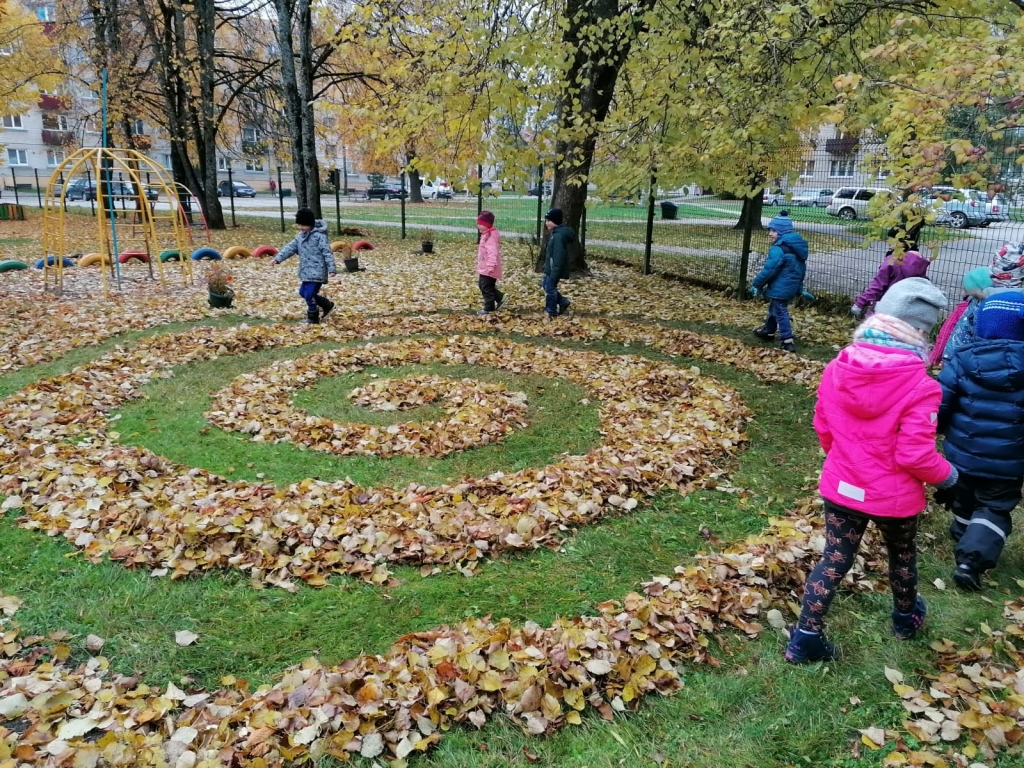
786, 278, 958, 664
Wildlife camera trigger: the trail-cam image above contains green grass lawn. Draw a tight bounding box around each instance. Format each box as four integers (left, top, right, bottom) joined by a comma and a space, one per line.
2, 314, 1023, 766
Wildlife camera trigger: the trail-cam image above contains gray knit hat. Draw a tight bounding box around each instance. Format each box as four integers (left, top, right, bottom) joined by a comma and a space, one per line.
874, 277, 947, 332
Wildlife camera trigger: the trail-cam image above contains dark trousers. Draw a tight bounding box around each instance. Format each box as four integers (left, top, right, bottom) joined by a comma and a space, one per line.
478, 275, 504, 311
762, 299, 793, 340
542, 275, 569, 317
298, 281, 330, 314
950, 473, 1021, 572
797, 499, 918, 633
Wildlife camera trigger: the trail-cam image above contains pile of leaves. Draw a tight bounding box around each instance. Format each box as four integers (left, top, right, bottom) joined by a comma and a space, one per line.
861, 597, 1024, 767
0, 322, 753, 588
209, 370, 529, 458
0, 500, 902, 767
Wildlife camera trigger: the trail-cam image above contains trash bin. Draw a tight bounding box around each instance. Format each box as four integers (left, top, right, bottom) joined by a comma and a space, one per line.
660, 201, 678, 220
281, 189, 292, 197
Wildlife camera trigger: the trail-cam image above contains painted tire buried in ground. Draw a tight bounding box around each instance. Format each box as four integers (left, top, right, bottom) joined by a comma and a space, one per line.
158, 250, 181, 263
118, 250, 149, 264
190, 247, 221, 261
222, 246, 253, 260
0, 260, 29, 272
351, 240, 374, 251
78, 253, 111, 267
252, 246, 278, 258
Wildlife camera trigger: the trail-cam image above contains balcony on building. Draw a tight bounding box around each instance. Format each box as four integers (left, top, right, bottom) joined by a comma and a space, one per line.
825, 136, 860, 155
42, 129, 72, 145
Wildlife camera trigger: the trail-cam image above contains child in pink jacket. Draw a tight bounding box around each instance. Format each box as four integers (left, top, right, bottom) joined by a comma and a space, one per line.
475, 211, 505, 315
786, 278, 958, 664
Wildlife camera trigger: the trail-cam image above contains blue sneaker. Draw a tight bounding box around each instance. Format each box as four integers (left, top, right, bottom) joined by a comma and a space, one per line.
785, 628, 839, 664
892, 596, 927, 640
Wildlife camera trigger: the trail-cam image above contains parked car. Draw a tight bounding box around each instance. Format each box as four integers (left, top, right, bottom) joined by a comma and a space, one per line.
762, 188, 785, 206
790, 188, 834, 207
67, 180, 158, 202
979, 191, 1009, 224
63, 178, 93, 200
927, 187, 987, 229
366, 186, 407, 200
825, 187, 891, 220
528, 183, 552, 197
421, 179, 453, 199
217, 180, 257, 198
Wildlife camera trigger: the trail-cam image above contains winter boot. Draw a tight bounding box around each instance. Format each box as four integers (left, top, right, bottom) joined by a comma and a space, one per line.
785, 627, 839, 664
780, 338, 797, 354
953, 564, 982, 592
303, 309, 320, 325
753, 327, 776, 341
892, 595, 927, 640
319, 299, 336, 320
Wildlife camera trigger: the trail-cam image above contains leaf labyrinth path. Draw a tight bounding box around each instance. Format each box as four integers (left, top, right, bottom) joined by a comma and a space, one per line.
0, 312, 837, 766
208, 370, 530, 459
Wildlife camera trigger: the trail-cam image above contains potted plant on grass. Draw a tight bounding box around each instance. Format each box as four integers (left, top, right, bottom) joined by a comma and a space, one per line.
207, 263, 235, 308
420, 228, 435, 254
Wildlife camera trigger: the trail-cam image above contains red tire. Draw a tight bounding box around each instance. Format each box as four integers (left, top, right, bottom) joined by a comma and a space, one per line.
351, 240, 374, 251
252, 246, 279, 258
118, 250, 149, 264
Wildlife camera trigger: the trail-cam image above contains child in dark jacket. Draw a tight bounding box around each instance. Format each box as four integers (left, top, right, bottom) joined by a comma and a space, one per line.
851, 250, 931, 317
787, 278, 957, 663
273, 207, 337, 324
752, 212, 809, 353
938, 292, 1024, 590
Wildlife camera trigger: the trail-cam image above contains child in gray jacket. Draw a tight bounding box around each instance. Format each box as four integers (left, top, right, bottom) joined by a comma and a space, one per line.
273, 207, 337, 324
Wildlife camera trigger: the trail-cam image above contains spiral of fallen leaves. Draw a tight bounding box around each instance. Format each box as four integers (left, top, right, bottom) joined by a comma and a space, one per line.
0, 320, 755, 589
208, 369, 529, 458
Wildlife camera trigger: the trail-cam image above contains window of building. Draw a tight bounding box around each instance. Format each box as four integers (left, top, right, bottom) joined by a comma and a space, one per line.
42, 113, 69, 131
2, 115, 24, 129
799, 160, 815, 178
133, 119, 145, 136
7, 148, 28, 165
217, 156, 229, 171
830, 158, 855, 178
242, 127, 258, 143
245, 158, 264, 172
161, 154, 172, 169
46, 149, 65, 166
37, 7, 53, 21
85, 117, 100, 133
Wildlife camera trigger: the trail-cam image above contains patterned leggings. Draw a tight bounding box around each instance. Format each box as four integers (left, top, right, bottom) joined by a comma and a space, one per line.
797, 499, 919, 633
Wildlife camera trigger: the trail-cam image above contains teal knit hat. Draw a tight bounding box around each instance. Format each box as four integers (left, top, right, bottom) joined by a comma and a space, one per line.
768, 210, 794, 235
963, 267, 993, 293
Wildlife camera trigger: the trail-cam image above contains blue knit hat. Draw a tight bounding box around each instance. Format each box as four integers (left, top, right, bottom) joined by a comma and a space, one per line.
963, 267, 993, 293
768, 211, 793, 235
976, 292, 1024, 341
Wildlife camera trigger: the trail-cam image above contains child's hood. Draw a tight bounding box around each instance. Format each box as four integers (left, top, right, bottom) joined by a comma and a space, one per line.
300, 220, 329, 240
956, 339, 1024, 391
777, 231, 809, 261
897, 251, 930, 277
828, 344, 928, 419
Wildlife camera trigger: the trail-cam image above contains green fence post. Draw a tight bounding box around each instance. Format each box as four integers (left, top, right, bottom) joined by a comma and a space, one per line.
400, 171, 406, 239
277, 166, 285, 233
580, 204, 587, 253
738, 196, 755, 299
643, 174, 657, 275
476, 163, 483, 244
535, 164, 543, 243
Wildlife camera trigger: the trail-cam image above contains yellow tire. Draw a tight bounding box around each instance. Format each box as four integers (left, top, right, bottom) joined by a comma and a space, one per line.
222, 246, 253, 260
78, 253, 111, 267
330, 241, 349, 253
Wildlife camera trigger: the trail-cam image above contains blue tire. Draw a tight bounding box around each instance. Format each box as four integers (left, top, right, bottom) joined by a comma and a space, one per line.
190, 248, 221, 261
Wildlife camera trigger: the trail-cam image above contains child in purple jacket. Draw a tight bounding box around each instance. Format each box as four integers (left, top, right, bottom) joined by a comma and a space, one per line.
850, 250, 931, 317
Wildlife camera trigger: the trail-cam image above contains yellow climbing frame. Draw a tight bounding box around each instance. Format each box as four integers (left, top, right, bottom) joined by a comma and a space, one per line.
41, 148, 194, 296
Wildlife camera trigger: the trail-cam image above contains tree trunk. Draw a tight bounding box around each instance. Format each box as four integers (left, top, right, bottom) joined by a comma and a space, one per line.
194, 0, 225, 228
275, 0, 306, 209
734, 195, 765, 231
296, 0, 321, 215
406, 151, 423, 203
533, 0, 655, 273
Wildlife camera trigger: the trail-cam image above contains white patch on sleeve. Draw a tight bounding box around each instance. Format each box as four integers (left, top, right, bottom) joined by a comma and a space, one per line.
837, 481, 866, 502
930, 412, 937, 423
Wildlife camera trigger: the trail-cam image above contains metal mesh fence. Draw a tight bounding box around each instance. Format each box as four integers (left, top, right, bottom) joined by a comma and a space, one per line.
12, 140, 1024, 310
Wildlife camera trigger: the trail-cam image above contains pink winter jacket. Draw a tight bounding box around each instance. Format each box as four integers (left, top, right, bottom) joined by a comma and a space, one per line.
477, 227, 502, 279
814, 344, 952, 518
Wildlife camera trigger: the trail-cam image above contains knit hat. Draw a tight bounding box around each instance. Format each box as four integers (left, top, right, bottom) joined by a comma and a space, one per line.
767, 211, 793, 235
873, 277, 947, 333
990, 241, 1024, 287
976, 292, 1024, 341
545, 208, 563, 225
477, 210, 495, 227
963, 267, 993, 293
295, 207, 316, 227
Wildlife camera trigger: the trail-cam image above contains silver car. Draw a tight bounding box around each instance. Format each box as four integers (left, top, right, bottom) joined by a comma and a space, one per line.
790, 188, 834, 207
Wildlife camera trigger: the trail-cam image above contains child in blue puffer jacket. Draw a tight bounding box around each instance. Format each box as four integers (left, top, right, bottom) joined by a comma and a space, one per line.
752, 212, 809, 353
272, 207, 337, 324
938, 292, 1024, 591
